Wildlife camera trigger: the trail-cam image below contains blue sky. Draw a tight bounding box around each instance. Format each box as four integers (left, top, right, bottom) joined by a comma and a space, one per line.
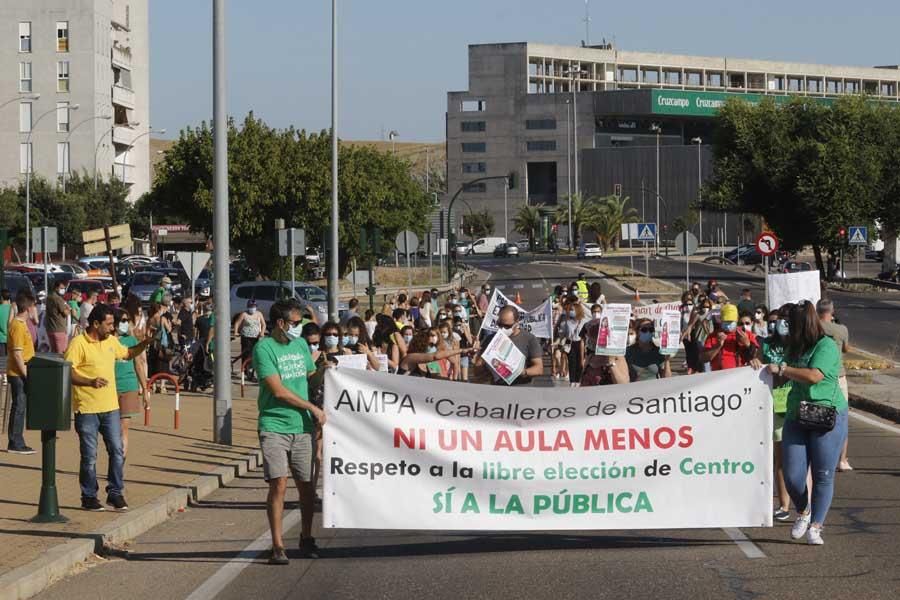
150, 0, 898, 142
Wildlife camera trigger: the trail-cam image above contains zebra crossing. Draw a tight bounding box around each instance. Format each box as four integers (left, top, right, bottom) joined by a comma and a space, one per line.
493, 282, 566, 291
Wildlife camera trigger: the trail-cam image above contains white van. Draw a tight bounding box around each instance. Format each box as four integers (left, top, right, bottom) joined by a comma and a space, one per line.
467, 237, 506, 255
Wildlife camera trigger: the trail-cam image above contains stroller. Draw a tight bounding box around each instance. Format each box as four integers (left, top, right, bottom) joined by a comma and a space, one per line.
170, 340, 214, 393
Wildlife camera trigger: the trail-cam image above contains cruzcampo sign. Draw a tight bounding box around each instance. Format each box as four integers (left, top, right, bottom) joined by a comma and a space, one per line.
650, 89, 835, 117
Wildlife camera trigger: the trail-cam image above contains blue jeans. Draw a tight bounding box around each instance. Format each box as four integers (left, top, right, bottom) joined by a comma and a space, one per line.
782, 410, 848, 525
74, 410, 125, 499
7, 376, 26, 450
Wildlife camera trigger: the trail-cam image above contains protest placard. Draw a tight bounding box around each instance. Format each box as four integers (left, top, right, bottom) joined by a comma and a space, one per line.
767, 270, 821, 309
335, 354, 369, 370
479, 289, 553, 339
480, 329, 526, 385
594, 303, 632, 356
659, 310, 681, 356
375, 353, 390, 373
324, 367, 773, 530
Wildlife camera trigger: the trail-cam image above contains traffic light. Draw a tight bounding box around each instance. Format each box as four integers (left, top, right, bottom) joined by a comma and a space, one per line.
838, 227, 846, 240
507, 171, 517, 190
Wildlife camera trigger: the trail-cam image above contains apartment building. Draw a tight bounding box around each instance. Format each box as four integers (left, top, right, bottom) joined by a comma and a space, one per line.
0, 0, 150, 203
447, 42, 900, 246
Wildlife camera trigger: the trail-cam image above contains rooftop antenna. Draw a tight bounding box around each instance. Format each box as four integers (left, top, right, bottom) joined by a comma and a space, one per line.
584, 0, 591, 46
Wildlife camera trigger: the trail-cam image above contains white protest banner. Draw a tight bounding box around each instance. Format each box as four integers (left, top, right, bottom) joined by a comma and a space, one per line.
479, 289, 553, 339
324, 368, 772, 530
335, 354, 369, 370
594, 303, 632, 356
659, 310, 681, 356
767, 270, 821, 310
480, 329, 526, 385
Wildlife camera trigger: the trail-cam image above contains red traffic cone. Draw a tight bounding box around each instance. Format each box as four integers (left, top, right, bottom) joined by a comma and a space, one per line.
633, 287, 641, 302
515, 291, 523, 305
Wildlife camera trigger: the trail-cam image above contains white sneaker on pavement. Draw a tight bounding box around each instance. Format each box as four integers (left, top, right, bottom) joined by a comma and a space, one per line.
791, 513, 811, 540
807, 525, 824, 545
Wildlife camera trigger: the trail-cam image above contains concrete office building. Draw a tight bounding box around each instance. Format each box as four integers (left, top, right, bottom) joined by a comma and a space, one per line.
0, 0, 150, 203
447, 42, 900, 247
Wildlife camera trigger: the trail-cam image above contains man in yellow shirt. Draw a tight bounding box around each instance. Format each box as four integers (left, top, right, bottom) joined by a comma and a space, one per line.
7, 290, 36, 455
64, 304, 154, 511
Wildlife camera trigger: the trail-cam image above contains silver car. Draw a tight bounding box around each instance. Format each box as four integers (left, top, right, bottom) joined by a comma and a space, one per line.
230, 281, 347, 323
127, 271, 165, 304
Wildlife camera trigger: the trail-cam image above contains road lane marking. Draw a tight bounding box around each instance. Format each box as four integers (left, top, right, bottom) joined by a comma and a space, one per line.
531, 283, 543, 289
850, 410, 900, 434
184, 510, 303, 600
722, 527, 766, 559
513, 284, 524, 289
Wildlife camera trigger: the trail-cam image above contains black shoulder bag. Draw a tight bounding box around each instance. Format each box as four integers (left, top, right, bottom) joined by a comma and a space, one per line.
795, 343, 838, 432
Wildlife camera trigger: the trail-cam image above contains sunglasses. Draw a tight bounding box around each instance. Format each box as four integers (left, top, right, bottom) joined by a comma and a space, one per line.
638, 327, 654, 333
740, 321, 752, 326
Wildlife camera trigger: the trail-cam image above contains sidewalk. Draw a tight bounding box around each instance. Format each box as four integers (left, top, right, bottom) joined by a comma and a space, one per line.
0, 378, 263, 600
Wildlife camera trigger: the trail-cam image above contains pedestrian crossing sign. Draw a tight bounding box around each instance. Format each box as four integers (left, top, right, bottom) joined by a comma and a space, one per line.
636, 223, 657, 242
848, 226, 867, 245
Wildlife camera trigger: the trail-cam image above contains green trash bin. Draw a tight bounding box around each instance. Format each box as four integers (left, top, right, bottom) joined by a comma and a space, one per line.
26, 354, 72, 432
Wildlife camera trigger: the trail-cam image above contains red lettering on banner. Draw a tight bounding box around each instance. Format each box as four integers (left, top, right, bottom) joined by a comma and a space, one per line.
394, 428, 426, 450
583, 426, 694, 451
438, 429, 483, 451
493, 430, 574, 452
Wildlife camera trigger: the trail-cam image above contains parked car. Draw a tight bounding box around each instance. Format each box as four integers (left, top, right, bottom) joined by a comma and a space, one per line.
56, 262, 89, 279
24, 271, 74, 297
467, 237, 506, 255
782, 260, 814, 273
193, 269, 213, 298
578, 242, 603, 259
125, 271, 166, 305
66, 279, 109, 303
2, 271, 36, 298
493, 242, 520, 258
230, 281, 347, 324
452, 241, 472, 258
724, 244, 764, 265
514, 239, 531, 251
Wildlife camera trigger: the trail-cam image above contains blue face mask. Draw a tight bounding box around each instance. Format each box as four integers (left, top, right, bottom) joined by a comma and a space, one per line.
722, 322, 737, 333
341, 335, 350, 347
403, 334, 413, 344
776, 320, 789, 337
324, 335, 339, 348
347, 335, 359, 346
767, 322, 777, 335
638, 331, 653, 344
427, 345, 438, 354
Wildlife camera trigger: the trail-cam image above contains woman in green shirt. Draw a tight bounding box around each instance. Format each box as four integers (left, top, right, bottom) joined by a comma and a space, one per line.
764, 301, 848, 546
114, 309, 149, 457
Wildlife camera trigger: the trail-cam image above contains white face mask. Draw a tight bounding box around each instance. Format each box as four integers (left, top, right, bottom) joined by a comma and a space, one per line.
248, 307, 257, 315
117, 321, 130, 335
627, 333, 637, 346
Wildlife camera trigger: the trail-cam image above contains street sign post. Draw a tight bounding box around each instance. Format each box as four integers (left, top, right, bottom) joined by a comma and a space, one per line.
33, 227, 58, 299
278, 228, 306, 297
82, 224, 132, 290
755, 232, 779, 305
395, 230, 419, 293
360, 225, 383, 311
636, 223, 657, 280
674, 231, 699, 289
848, 226, 867, 279
176, 251, 211, 300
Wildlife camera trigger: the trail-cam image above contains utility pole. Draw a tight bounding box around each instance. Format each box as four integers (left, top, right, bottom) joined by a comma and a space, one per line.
566, 100, 572, 248
328, 0, 340, 321
212, 0, 231, 445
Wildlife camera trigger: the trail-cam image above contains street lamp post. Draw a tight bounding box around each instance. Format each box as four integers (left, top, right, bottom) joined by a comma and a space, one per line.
122, 128, 166, 185
26, 103, 79, 261
564, 67, 588, 200
650, 123, 661, 255
388, 130, 398, 155
327, 0, 340, 321
503, 178, 509, 240
64, 114, 112, 193
691, 137, 703, 246
566, 99, 572, 248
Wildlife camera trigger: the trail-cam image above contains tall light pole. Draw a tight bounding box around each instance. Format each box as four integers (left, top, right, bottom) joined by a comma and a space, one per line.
64, 114, 111, 193
650, 122, 661, 255
564, 67, 588, 200
26, 103, 79, 261
565, 99, 572, 248
212, 0, 231, 445
691, 137, 703, 246
0, 92, 40, 110
327, 0, 340, 321
121, 127, 165, 185
388, 130, 398, 154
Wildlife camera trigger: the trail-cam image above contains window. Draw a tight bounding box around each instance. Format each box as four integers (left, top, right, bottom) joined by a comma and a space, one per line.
618, 66, 638, 83
57, 142, 70, 174
807, 78, 822, 93
235, 285, 254, 299
254, 286, 279, 301
57, 22, 69, 52
462, 162, 486, 174
641, 68, 659, 84
526, 140, 556, 152
686, 71, 702, 86
19, 102, 32, 133
19, 62, 32, 92
706, 72, 723, 87
788, 76, 802, 92
57, 61, 70, 92
845, 80, 860, 94
19, 22, 31, 52
57, 102, 70, 132
525, 119, 556, 130
463, 182, 486, 193
728, 73, 745, 88
769, 75, 785, 91
460, 120, 486, 132
663, 69, 682, 85
19, 143, 32, 174
461, 142, 486, 153
113, 66, 133, 89
461, 99, 486, 112
881, 82, 896, 97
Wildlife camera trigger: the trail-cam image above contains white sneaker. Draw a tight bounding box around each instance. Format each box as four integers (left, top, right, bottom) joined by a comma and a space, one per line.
791, 513, 811, 539
807, 525, 824, 545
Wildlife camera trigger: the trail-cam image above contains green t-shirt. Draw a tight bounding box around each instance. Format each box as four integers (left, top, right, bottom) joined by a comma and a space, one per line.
253, 336, 316, 434
67, 300, 80, 319
761, 337, 791, 414
114, 335, 140, 393
786, 336, 847, 420
150, 286, 168, 305
0, 304, 10, 343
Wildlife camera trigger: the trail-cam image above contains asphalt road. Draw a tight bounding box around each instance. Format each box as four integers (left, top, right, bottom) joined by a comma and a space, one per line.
31, 258, 900, 600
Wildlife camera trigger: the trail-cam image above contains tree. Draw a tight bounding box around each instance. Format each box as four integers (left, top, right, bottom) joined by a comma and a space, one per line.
462, 209, 494, 239
672, 210, 699, 235
555, 193, 592, 249
512, 203, 544, 251
146, 113, 432, 277
705, 95, 889, 275
586, 195, 639, 251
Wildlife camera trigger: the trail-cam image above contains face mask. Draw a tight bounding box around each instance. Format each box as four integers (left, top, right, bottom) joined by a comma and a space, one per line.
309, 343, 320, 353
683, 304, 693, 312
742, 324, 753, 332
638, 331, 653, 344
324, 335, 339, 348
776, 320, 789, 337
117, 322, 129, 335
57, 288, 66, 295
627, 333, 637, 346
755, 312, 764, 320
165, 284, 172, 291
427, 345, 438, 354
592, 312, 602, 319
722, 322, 737, 333
341, 335, 350, 346
767, 322, 777, 335
441, 332, 449, 339
347, 335, 359, 346
287, 324, 303, 340
461, 292, 468, 298
499, 324, 514, 333
184, 303, 193, 311
450, 299, 459, 305
437, 313, 446, 320
568, 310, 576, 318
248, 307, 257, 314
403, 334, 413, 344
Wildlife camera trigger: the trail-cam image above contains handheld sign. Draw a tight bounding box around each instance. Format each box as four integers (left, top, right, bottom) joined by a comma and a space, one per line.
755, 232, 778, 257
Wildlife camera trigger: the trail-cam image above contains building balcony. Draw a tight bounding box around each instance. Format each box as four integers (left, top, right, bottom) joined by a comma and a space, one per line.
112, 3, 130, 30
112, 84, 135, 109
112, 162, 136, 184
112, 41, 132, 68
112, 125, 136, 147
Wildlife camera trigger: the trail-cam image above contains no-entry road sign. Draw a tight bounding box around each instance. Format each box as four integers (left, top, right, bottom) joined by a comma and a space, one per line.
755, 232, 778, 257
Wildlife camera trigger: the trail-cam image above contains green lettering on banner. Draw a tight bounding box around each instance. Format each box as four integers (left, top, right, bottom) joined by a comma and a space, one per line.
650, 89, 836, 117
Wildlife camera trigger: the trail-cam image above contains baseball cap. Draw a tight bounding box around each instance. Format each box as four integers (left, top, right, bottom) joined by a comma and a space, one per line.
720, 303, 738, 322
161, 276, 172, 284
